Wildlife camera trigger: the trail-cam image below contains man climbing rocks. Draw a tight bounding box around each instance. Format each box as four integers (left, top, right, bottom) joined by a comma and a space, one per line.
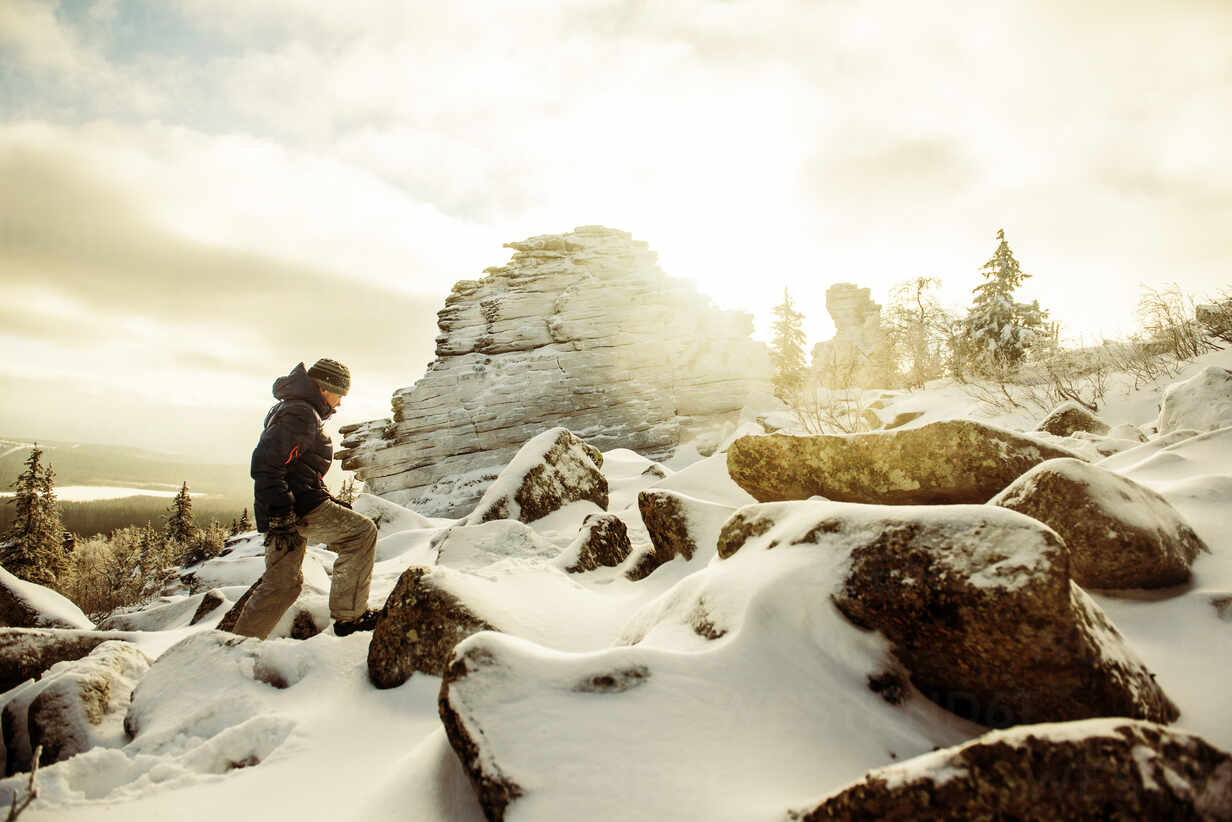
233, 359, 379, 639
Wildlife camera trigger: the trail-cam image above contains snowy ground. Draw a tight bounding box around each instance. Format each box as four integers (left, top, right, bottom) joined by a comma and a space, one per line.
9, 347, 1232, 821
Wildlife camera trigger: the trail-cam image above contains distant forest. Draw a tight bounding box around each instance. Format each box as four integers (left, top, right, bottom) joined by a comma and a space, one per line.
0, 494, 251, 539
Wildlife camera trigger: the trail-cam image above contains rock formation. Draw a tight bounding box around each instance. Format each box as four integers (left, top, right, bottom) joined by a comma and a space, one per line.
811, 283, 888, 384
337, 226, 771, 517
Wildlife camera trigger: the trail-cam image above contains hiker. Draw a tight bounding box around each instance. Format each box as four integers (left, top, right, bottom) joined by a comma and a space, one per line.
232, 359, 379, 639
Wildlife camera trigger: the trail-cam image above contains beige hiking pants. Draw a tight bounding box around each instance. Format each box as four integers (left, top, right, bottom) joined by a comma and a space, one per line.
231, 500, 377, 639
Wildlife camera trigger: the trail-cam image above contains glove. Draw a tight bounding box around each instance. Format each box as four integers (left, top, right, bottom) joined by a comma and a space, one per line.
264, 511, 300, 550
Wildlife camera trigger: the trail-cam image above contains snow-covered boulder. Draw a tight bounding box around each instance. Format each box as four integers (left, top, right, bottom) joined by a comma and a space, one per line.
216, 584, 329, 641
555, 514, 632, 574
123, 632, 301, 756
1157, 366, 1232, 434
1036, 401, 1110, 437
626, 489, 734, 580
369, 556, 622, 689
434, 520, 560, 573
16, 641, 151, 771
98, 591, 224, 632
718, 501, 1177, 726
463, 427, 607, 525
726, 421, 1081, 505
437, 519, 988, 821
991, 458, 1208, 589
352, 492, 435, 535
190, 589, 226, 625
368, 567, 498, 689
791, 719, 1232, 821
0, 629, 133, 694
0, 566, 92, 630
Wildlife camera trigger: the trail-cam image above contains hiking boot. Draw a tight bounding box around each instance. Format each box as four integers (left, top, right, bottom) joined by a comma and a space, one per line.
333, 609, 380, 637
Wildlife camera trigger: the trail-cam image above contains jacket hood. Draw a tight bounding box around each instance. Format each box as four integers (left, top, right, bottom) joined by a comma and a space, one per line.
272, 362, 334, 420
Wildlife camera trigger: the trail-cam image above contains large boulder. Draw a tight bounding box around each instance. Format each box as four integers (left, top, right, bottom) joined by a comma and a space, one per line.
368, 567, 498, 689
718, 501, 1177, 726
17, 641, 151, 771
556, 514, 632, 574
0, 629, 133, 694
1035, 401, 1110, 437
727, 420, 1080, 505
1157, 366, 1232, 434
991, 458, 1209, 589
791, 719, 1232, 821
0, 566, 92, 630
464, 427, 607, 525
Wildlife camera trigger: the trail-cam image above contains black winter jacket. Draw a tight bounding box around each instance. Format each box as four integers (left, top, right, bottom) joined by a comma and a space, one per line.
251, 363, 336, 531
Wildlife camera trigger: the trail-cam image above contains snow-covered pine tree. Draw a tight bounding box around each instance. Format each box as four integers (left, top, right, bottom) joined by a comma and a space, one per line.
964, 229, 1047, 369
770, 287, 808, 402
164, 482, 196, 547
1, 446, 67, 587
237, 507, 252, 533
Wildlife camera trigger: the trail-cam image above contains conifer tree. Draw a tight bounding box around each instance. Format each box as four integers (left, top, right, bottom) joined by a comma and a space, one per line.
164, 482, 196, 547
770, 287, 808, 402
1, 446, 67, 587
964, 229, 1047, 369
237, 507, 252, 533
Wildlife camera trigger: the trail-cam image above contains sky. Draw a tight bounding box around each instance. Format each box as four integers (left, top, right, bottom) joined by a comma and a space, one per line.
1, 0, 1229, 463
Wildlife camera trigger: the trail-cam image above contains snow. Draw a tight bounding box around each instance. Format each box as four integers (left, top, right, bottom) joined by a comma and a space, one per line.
5, 344, 1232, 821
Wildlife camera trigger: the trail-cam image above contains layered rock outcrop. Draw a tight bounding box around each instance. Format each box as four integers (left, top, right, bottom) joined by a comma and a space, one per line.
337, 226, 771, 517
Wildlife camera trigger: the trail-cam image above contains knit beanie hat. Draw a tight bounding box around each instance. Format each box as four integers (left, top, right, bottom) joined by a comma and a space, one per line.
308, 358, 350, 395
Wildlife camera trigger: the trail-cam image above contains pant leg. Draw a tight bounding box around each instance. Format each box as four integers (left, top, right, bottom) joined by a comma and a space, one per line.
231, 530, 308, 639
298, 500, 377, 621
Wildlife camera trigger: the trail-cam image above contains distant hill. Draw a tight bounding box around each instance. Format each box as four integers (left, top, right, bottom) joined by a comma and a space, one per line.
0, 437, 250, 499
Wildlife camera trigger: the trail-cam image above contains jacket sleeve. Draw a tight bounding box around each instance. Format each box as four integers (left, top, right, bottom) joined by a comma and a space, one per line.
251, 404, 316, 519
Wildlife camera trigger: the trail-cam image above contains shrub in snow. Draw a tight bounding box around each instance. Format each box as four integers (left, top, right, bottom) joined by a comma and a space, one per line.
1034, 401, 1110, 438
726, 420, 1081, 506
0, 566, 93, 630
718, 501, 1177, 726
368, 567, 498, 689
991, 458, 1208, 589
1156, 366, 1232, 434
0, 629, 132, 694
464, 428, 607, 525
791, 719, 1232, 821
555, 514, 632, 574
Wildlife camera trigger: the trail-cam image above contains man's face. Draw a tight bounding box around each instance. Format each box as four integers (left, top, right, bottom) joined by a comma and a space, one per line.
320, 389, 344, 410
